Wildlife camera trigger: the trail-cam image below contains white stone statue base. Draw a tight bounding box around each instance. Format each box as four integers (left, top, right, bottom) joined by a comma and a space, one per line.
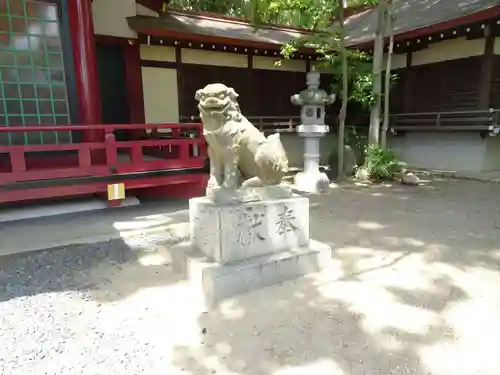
190, 196, 309, 263
176, 195, 331, 309
294, 171, 330, 194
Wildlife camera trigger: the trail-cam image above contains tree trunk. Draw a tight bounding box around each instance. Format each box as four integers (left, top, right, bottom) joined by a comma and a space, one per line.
381, 7, 394, 149
368, 1, 385, 146
337, 0, 348, 181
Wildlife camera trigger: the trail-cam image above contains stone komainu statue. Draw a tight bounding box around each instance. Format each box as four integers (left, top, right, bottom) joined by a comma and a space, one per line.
195, 83, 289, 193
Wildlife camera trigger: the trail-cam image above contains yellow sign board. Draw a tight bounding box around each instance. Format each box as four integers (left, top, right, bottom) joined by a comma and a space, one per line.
107, 183, 125, 201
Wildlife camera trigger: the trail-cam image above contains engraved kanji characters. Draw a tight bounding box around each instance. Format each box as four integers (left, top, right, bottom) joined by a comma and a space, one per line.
236, 206, 267, 245
276, 205, 297, 235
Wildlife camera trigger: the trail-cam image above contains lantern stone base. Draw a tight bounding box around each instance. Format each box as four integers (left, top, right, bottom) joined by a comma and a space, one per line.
177, 195, 331, 309
294, 171, 331, 193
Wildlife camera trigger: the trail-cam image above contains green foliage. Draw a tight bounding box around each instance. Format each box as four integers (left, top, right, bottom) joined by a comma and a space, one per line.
363, 144, 401, 180
328, 128, 401, 181
280, 35, 398, 112
349, 73, 374, 108
350, 71, 398, 109
168, 0, 342, 28
168, 0, 246, 16
168, 0, 389, 112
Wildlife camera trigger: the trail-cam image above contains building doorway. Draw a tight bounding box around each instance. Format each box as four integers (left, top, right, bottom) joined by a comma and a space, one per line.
96, 42, 130, 140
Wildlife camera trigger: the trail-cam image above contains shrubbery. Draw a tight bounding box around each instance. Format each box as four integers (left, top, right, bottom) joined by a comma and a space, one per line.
328, 126, 402, 182
361, 144, 401, 181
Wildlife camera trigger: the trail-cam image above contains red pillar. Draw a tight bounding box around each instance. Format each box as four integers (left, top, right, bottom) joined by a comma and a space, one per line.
68, 0, 102, 142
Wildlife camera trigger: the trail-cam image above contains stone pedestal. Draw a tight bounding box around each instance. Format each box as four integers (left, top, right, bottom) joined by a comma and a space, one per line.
182, 195, 331, 309
190, 196, 309, 263
294, 124, 330, 193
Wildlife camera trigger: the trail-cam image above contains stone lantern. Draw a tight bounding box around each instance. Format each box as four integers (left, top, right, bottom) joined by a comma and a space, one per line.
291, 67, 336, 193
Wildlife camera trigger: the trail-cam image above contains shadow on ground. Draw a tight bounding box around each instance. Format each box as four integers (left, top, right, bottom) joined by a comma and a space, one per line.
168, 179, 500, 375
1, 178, 500, 374
0, 205, 191, 303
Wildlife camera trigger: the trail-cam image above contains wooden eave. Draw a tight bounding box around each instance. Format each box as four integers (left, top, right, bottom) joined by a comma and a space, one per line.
127, 11, 318, 55
342, 0, 500, 50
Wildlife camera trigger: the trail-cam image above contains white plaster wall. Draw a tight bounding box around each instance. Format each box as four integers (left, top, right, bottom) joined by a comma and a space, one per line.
280, 133, 304, 167
182, 49, 248, 68
494, 38, 500, 55
388, 133, 487, 172
92, 0, 137, 38
140, 46, 178, 126
280, 133, 336, 167
140, 45, 176, 62
141, 67, 179, 123
383, 53, 406, 70
483, 136, 500, 171
253, 56, 306, 72
412, 37, 485, 66
270, 131, 500, 174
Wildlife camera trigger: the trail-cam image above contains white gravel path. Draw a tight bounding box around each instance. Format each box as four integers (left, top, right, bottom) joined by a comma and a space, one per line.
1, 178, 500, 375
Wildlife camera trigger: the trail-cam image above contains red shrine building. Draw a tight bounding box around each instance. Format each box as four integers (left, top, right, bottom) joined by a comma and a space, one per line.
1, 0, 500, 207
0, 0, 324, 206
0, 0, 332, 204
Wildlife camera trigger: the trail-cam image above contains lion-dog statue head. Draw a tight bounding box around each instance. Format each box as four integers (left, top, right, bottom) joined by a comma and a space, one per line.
195, 83, 243, 131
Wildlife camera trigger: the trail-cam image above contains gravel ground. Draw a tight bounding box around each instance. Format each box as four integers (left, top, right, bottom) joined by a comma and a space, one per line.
1, 178, 500, 375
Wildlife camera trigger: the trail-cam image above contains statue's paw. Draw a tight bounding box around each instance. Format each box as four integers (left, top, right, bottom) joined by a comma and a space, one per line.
207, 175, 219, 186
206, 176, 220, 195
241, 176, 263, 188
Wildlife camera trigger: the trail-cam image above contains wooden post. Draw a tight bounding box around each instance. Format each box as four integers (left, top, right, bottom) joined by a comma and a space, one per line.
68, 0, 102, 141
247, 54, 255, 116
175, 46, 183, 120
479, 26, 495, 109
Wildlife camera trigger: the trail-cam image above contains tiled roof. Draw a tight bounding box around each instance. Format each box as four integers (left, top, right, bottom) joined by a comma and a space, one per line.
341, 0, 500, 45
129, 1, 499, 48
127, 11, 313, 47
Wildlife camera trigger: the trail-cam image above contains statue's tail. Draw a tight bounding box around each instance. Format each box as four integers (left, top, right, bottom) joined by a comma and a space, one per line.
266, 133, 289, 173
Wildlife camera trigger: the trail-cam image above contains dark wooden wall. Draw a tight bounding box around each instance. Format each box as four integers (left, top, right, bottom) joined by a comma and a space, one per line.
177, 55, 500, 121
252, 69, 306, 117
389, 56, 484, 113
179, 64, 252, 116
179, 63, 335, 119
388, 68, 406, 113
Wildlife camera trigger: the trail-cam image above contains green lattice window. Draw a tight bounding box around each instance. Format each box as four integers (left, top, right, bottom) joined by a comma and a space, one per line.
0, 0, 72, 145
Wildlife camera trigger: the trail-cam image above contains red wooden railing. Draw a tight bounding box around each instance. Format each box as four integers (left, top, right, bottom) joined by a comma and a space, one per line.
0, 123, 207, 203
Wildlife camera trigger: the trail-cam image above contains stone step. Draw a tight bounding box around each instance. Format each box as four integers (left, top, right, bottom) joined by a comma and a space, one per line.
0, 197, 140, 224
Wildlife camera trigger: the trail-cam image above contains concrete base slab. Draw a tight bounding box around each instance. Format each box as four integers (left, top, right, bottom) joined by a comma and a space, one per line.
175, 239, 332, 310
0, 197, 140, 224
